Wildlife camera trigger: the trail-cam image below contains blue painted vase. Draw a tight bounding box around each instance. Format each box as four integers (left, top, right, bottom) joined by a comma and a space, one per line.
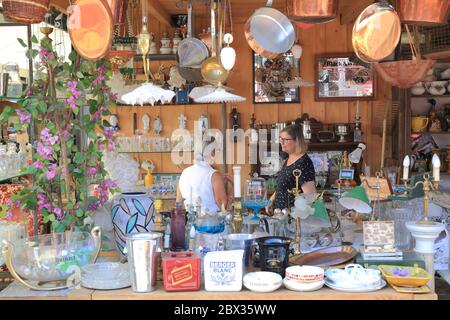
111, 192, 155, 255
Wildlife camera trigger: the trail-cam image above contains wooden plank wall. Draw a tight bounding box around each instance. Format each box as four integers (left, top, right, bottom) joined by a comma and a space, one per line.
112, 14, 392, 180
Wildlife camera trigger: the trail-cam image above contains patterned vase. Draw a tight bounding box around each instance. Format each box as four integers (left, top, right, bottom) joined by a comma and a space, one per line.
111, 192, 155, 255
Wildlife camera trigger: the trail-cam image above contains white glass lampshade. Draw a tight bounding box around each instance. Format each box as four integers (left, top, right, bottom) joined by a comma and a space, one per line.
291, 44, 303, 59
220, 46, 236, 71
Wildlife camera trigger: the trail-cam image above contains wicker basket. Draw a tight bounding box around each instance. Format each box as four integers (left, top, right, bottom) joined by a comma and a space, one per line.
2, 0, 50, 24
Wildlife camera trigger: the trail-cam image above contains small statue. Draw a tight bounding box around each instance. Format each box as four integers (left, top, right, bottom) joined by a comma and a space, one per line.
178, 112, 187, 129
198, 114, 209, 133
109, 114, 120, 131
142, 113, 150, 133
160, 31, 172, 54
149, 32, 158, 54
172, 29, 182, 54
154, 115, 163, 135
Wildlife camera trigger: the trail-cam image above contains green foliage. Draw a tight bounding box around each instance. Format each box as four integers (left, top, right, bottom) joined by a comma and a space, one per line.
0, 38, 118, 232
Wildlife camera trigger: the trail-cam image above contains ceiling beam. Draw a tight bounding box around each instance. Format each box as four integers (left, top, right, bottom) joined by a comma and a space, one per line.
148, 0, 172, 27
49, 0, 70, 13
339, 0, 372, 25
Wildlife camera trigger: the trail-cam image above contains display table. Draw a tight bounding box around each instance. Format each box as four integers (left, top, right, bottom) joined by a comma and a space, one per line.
67, 285, 437, 300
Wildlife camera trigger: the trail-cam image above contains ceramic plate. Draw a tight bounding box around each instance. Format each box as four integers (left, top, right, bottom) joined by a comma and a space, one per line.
243, 271, 282, 293
289, 245, 357, 267
283, 278, 325, 292
324, 279, 386, 293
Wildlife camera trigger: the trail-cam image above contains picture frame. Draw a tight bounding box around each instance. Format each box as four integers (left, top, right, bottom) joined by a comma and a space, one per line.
253, 51, 300, 104
315, 53, 376, 101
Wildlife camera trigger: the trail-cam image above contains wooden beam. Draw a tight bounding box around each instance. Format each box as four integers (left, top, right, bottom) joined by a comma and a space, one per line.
339, 0, 372, 25
49, 0, 70, 13
148, 0, 172, 27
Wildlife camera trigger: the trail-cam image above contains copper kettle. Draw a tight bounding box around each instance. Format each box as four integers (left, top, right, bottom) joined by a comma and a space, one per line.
396, 0, 450, 25
288, 0, 339, 24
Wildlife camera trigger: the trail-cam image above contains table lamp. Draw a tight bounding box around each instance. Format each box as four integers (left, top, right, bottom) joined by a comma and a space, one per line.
338, 185, 372, 214
311, 199, 330, 222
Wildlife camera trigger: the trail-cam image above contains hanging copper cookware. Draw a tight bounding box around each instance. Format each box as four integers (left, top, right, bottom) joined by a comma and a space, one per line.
396, 0, 450, 25
289, 0, 339, 24
352, 2, 401, 63
245, 0, 296, 60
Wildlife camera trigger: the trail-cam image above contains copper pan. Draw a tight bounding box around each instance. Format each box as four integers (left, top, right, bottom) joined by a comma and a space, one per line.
352, 2, 401, 63
396, 0, 450, 25
288, 0, 339, 24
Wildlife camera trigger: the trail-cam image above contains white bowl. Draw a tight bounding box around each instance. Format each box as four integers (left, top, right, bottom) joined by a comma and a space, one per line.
285, 265, 324, 283
427, 85, 446, 96
411, 83, 425, 95
243, 271, 282, 293
325, 265, 381, 289
283, 278, 324, 292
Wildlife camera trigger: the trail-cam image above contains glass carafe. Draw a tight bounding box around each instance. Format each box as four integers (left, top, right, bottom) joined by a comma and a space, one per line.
6, 143, 18, 174
0, 145, 7, 178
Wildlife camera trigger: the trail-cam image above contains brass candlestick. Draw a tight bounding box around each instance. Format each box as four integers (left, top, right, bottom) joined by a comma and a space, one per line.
287, 169, 302, 257
360, 171, 382, 221
402, 173, 439, 224
137, 16, 154, 82
232, 198, 243, 233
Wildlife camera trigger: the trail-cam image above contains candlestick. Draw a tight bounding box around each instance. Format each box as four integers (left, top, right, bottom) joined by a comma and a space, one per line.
402, 155, 410, 180
232, 166, 241, 198
432, 154, 441, 182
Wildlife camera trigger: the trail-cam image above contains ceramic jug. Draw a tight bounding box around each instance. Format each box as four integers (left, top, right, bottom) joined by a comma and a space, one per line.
411, 116, 429, 133
111, 192, 155, 256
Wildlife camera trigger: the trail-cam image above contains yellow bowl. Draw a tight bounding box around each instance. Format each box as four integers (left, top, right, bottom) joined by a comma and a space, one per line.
378, 265, 431, 287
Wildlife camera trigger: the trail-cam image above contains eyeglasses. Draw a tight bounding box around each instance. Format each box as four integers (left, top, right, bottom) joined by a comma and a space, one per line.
279, 137, 295, 143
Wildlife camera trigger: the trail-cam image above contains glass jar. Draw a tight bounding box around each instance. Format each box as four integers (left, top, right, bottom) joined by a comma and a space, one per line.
4, 63, 23, 98
6, 142, 18, 174
244, 174, 267, 201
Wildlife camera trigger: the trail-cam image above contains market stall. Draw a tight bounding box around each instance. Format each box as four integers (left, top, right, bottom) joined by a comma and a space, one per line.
0, 0, 449, 302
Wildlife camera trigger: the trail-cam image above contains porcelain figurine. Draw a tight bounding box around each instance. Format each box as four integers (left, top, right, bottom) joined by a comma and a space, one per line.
109, 114, 120, 131
160, 31, 172, 54
149, 32, 158, 54
154, 115, 163, 134
172, 29, 182, 54
198, 114, 209, 133
142, 113, 150, 133
178, 112, 187, 129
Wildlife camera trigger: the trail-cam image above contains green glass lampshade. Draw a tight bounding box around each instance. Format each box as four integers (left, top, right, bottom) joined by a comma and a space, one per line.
339, 185, 372, 214
311, 199, 330, 222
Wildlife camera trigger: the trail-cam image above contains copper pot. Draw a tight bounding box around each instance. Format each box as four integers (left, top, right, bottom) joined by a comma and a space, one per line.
396, 0, 450, 25
289, 0, 339, 24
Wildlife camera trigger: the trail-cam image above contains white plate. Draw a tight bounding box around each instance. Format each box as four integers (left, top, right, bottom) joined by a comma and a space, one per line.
243, 271, 283, 293
283, 278, 324, 292
324, 279, 386, 293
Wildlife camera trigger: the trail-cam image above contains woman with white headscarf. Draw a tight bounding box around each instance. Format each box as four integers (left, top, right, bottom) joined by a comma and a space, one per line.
176, 137, 233, 214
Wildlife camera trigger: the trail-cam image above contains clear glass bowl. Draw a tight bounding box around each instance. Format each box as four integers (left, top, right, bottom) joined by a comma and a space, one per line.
81, 262, 131, 290
11, 231, 98, 282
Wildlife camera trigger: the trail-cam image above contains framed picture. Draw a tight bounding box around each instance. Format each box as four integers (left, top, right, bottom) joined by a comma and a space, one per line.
253, 52, 300, 104
315, 53, 376, 101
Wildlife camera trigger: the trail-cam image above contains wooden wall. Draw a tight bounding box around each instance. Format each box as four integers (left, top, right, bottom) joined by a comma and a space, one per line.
112, 14, 393, 180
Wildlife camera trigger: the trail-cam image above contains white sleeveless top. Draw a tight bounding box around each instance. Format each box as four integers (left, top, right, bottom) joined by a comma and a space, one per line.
178, 161, 220, 214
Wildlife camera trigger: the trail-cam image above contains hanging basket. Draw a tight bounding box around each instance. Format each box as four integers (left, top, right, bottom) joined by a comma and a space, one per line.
374, 59, 436, 88
2, 0, 50, 24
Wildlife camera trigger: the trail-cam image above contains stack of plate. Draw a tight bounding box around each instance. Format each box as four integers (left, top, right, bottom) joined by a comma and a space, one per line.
324, 264, 386, 292
81, 262, 131, 290
283, 266, 325, 292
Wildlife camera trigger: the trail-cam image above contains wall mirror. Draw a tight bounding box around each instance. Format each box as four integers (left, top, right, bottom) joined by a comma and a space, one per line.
253, 52, 300, 104
315, 53, 376, 101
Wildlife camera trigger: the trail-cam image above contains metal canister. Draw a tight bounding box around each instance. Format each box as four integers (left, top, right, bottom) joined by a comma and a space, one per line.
126, 233, 162, 292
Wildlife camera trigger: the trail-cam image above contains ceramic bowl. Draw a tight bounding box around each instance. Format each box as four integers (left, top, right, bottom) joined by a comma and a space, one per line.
411, 83, 425, 95
428, 85, 447, 96
285, 265, 324, 283
243, 271, 283, 293
325, 264, 381, 289
283, 278, 324, 292
378, 265, 431, 287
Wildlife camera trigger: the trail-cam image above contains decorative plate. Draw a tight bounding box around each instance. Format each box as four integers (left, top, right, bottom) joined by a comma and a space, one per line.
68, 0, 114, 61
289, 245, 357, 267
324, 279, 386, 293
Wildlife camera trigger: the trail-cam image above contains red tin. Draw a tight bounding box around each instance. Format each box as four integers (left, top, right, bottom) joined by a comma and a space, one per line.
162, 252, 201, 292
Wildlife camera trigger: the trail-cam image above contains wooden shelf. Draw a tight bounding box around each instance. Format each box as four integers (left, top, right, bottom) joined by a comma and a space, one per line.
410, 93, 450, 98
133, 54, 177, 61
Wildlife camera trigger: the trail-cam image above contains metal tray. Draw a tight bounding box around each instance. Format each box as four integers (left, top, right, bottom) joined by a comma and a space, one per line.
289, 245, 357, 267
